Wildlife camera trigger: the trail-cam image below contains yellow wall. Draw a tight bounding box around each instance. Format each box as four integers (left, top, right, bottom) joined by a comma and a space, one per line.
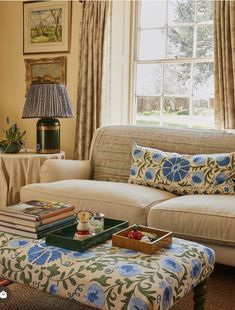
0, 1, 82, 159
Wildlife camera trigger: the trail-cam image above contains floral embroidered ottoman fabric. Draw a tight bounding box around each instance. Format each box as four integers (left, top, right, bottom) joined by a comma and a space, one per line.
0, 232, 215, 310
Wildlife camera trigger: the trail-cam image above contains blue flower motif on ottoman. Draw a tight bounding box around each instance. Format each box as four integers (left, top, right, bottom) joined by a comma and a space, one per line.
9, 239, 30, 248
85, 283, 105, 307
128, 143, 235, 195
130, 297, 149, 310
191, 259, 202, 279
163, 286, 173, 310
118, 264, 141, 277
27, 243, 71, 265
49, 284, 59, 295
204, 247, 216, 265
163, 258, 182, 273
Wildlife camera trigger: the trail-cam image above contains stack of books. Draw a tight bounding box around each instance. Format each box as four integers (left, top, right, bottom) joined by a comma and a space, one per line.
0, 200, 76, 239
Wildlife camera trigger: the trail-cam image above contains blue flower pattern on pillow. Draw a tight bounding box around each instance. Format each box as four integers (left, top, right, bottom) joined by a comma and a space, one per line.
216, 156, 230, 166
192, 172, 204, 185
129, 143, 235, 195
133, 148, 144, 159
130, 165, 138, 176
215, 172, 229, 185
193, 156, 206, 165
162, 157, 190, 182
152, 152, 163, 162
145, 167, 155, 180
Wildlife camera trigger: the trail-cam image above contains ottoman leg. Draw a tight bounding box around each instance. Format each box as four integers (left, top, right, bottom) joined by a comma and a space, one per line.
193, 278, 209, 310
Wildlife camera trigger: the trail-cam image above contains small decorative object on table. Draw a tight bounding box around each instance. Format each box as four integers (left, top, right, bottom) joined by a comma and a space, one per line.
89, 212, 105, 233
112, 224, 172, 254
127, 224, 159, 242
75, 211, 93, 240
0, 117, 26, 153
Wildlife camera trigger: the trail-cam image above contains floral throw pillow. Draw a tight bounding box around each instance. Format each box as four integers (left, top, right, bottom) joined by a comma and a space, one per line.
128, 143, 235, 195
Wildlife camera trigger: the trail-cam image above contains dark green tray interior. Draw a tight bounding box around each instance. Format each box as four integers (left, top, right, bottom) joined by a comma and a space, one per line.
45, 218, 128, 252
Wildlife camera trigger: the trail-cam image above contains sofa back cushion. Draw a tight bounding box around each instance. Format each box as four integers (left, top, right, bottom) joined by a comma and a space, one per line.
128, 143, 235, 195
90, 125, 235, 183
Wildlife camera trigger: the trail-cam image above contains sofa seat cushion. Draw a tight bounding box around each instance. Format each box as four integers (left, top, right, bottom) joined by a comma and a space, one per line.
20, 180, 176, 225
147, 195, 235, 246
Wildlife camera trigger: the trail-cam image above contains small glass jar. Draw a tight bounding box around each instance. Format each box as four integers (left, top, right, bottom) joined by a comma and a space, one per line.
89, 213, 105, 234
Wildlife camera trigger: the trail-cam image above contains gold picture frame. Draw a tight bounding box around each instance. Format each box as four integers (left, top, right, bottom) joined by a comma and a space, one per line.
24, 56, 66, 95
23, 1, 71, 54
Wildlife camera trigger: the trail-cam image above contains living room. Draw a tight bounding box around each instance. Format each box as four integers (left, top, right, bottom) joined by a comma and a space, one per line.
0, 0, 234, 309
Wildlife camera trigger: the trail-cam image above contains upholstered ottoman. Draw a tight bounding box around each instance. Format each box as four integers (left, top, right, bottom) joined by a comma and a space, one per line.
0, 232, 215, 309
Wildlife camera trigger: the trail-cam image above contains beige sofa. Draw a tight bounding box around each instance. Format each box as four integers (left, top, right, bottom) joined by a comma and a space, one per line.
20, 125, 235, 267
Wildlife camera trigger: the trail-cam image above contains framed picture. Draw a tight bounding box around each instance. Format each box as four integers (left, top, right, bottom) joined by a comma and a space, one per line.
23, 1, 71, 54
24, 56, 66, 95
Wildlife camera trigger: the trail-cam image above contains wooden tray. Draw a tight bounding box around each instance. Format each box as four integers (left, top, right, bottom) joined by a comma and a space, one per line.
46, 218, 128, 252
112, 225, 172, 254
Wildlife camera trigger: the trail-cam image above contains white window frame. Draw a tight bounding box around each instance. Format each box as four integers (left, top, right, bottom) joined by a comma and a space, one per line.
130, 0, 214, 128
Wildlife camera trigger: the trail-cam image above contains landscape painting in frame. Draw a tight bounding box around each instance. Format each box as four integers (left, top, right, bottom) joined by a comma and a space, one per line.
23, 1, 71, 54
24, 57, 66, 95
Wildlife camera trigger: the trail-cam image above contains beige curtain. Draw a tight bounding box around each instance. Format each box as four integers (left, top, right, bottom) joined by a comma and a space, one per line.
214, 1, 235, 129
74, 1, 109, 160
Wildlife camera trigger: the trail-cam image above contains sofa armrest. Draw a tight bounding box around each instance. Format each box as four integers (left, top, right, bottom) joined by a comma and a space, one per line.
40, 159, 91, 183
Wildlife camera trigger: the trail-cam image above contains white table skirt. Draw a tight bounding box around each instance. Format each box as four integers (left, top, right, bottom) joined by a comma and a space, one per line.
0, 150, 65, 207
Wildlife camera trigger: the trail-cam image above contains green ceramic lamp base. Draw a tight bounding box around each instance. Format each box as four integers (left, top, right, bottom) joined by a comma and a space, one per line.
37, 118, 60, 154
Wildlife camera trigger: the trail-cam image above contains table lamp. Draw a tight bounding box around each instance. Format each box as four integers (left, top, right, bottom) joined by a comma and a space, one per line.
22, 83, 74, 154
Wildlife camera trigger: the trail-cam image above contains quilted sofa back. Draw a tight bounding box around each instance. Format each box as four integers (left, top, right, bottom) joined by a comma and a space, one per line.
90, 125, 235, 183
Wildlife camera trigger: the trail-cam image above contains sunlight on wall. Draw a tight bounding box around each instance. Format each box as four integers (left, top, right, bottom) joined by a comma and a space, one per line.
0, 1, 82, 159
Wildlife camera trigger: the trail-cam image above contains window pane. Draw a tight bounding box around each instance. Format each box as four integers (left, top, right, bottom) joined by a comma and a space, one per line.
164, 63, 191, 95
168, 0, 195, 25
192, 99, 214, 128
136, 96, 161, 125
167, 26, 194, 58
196, 24, 213, 57
136, 64, 162, 96
139, 29, 165, 60
140, 0, 166, 28
197, 0, 213, 22
193, 62, 214, 97
192, 99, 214, 115
163, 97, 190, 127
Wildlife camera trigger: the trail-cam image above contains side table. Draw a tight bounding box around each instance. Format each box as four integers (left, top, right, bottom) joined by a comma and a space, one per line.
0, 149, 65, 207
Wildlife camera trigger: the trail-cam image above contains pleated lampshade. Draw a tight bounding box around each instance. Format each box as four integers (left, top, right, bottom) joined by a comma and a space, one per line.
22, 83, 74, 154
22, 83, 74, 118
